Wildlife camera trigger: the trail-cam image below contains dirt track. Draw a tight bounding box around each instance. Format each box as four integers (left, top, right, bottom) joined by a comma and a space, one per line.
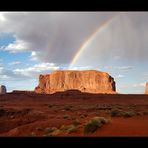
0, 92, 148, 136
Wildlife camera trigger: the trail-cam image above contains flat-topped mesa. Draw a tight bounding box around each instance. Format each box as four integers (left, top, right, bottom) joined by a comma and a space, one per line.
35, 70, 116, 94
145, 82, 148, 94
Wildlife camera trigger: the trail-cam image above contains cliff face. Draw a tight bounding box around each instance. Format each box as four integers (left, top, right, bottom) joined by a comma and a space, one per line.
35, 70, 116, 94
145, 82, 148, 94
0, 85, 7, 94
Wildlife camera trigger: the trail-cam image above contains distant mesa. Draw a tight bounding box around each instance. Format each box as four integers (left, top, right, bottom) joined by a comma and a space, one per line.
35, 70, 116, 94
145, 82, 148, 94
0, 85, 7, 94
12, 90, 34, 94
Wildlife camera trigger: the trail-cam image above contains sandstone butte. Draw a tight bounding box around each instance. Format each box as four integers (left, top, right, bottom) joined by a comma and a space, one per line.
145, 82, 148, 94
35, 70, 116, 94
0, 85, 7, 94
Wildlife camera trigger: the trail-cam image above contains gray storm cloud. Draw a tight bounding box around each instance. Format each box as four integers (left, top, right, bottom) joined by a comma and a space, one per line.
0, 12, 148, 66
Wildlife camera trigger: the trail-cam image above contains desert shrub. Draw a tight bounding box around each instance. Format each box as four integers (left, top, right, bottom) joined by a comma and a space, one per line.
143, 111, 148, 115
115, 105, 123, 110
84, 117, 108, 134
93, 117, 108, 124
45, 127, 57, 133
48, 104, 53, 108
60, 124, 78, 133
45, 127, 60, 136
83, 114, 88, 117
110, 108, 122, 117
122, 111, 136, 118
51, 129, 61, 136
63, 105, 72, 111
72, 119, 80, 126
36, 127, 44, 131
136, 112, 142, 116
63, 114, 70, 119
80, 114, 85, 119
0, 109, 5, 116
111, 108, 136, 118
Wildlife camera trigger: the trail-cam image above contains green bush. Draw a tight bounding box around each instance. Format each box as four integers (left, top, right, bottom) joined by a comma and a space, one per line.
60, 124, 78, 133
111, 108, 136, 118
110, 108, 122, 117
122, 111, 136, 118
45, 127, 60, 136
51, 129, 61, 136
84, 117, 108, 134
94, 117, 108, 124
45, 127, 57, 133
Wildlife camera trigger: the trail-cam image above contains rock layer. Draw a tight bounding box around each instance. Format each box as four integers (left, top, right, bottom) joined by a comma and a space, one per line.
35, 70, 116, 94
0, 85, 7, 94
145, 82, 148, 94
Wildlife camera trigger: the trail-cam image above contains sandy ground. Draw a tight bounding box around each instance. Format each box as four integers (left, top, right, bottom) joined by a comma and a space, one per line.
0, 92, 148, 136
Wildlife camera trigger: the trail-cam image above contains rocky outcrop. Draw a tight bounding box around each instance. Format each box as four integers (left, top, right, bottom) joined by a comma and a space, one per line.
0, 85, 7, 94
145, 82, 148, 94
35, 70, 116, 94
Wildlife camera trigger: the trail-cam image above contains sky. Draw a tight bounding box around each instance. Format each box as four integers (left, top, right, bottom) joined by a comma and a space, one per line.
0, 12, 148, 93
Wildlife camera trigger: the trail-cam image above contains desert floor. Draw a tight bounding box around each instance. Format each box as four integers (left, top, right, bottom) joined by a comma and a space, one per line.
0, 92, 148, 136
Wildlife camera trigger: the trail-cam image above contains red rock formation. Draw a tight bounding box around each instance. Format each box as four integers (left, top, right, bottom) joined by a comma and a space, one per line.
145, 82, 148, 94
0, 85, 7, 94
35, 70, 116, 94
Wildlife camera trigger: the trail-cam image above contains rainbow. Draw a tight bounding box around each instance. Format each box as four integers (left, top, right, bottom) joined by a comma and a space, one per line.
69, 13, 120, 69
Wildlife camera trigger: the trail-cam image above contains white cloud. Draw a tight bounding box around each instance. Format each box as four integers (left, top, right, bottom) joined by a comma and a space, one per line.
116, 66, 133, 71
9, 61, 21, 65
0, 59, 3, 66
0, 75, 10, 79
4, 39, 29, 53
115, 74, 125, 78
0, 66, 14, 81
0, 12, 148, 65
133, 82, 146, 87
13, 62, 60, 77
30, 51, 39, 61
69, 66, 94, 70
143, 73, 148, 79
0, 66, 4, 72
0, 63, 60, 91
1, 12, 139, 64
0, 66, 29, 81
0, 13, 6, 22
104, 66, 133, 72
113, 56, 120, 60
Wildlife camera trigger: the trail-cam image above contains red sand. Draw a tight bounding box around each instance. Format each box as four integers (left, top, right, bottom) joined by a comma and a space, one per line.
0, 92, 148, 136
